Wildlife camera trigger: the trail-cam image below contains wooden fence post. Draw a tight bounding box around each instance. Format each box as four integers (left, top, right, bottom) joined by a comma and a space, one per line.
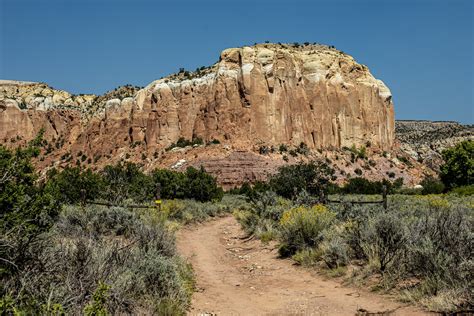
80, 189, 86, 209
155, 184, 162, 212
319, 189, 327, 205
382, 185, 388, 210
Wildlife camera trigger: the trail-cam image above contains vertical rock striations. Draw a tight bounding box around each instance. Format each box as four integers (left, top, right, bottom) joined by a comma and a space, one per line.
1, 43, 395, 184
129, 44, 394, 152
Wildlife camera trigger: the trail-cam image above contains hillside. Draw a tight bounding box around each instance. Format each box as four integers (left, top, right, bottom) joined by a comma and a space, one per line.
396, 120, 473, 171
2, 43, 464, 187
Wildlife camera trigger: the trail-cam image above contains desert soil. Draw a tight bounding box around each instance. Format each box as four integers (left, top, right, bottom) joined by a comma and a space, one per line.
177, 215, 429, 316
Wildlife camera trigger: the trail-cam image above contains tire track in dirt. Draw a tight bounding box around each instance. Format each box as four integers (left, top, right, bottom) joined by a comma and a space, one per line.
177, 215, 428, 316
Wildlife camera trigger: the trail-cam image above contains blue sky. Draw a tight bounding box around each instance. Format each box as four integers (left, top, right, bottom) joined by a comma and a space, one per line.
1, 0, 473, 123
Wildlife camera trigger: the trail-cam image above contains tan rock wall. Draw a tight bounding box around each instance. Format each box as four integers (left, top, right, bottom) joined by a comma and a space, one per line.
1, 44, 395, 162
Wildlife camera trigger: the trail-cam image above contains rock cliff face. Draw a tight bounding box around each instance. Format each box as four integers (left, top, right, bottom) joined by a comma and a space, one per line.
1, 44, 394, 150
1, 43, 398, 186
131, 44, 395, 151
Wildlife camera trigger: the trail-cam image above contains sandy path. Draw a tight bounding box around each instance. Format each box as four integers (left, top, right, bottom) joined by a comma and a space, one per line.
177, 216, 428, 316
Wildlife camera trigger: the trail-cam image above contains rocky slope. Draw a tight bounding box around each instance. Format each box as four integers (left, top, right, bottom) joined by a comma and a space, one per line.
396, 120, 473, 171
1, 43, 428, 187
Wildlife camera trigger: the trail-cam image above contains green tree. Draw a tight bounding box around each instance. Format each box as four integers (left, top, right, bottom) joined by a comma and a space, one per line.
440, 140, 473, 189
269, 161, 334, 199
342, 177, 400, 194
0, 142, 60, 278
151, 169, 187, 199
101, 162, 153, 202
184, 166, 223, 202
343, 177, 381, 194
45, 167, 103, 204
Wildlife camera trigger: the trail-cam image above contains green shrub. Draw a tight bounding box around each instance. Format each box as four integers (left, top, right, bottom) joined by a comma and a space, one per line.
320, 235, 349, 269
278, 144, 288, 153
360, 211, 406, 272
398, 155, 412, 166
184, 167, 223, 202
348, 144, 366, 160
101, 162, 153, 203
292, 248, 322, 266
2, 205, 194, 314
151, 168, 188, 199
48, 162, 223, 204
238, 181, 271, 201
235, 191, 287, 237
318, 224, 350, 269
278, 205, 335, 257
83, 282, 110, 316
405, 201, 472, 300
420, 176, 445, 195
294, 189, 320, 206
166, 137, 204, 151
450, 185, 474, 195
342, 177, 381, 194
296, 142, 309, 155
151, 167, 222, 202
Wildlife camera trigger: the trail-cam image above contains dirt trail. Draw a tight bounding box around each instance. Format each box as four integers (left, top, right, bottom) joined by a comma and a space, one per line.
177, 216, 428, 316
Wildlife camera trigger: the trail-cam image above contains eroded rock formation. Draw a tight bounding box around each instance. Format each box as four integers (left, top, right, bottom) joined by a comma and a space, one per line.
1, 43, 400, 186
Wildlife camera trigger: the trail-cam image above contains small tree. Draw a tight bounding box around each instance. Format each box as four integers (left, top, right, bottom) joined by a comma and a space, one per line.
0, 140, 60, 278
151, 169, 187, 199
101, 162, 153, 203
269, 161, 334, 200
440, 140, 473, 189
184, 166, 223, 202
46, 167, 103, 204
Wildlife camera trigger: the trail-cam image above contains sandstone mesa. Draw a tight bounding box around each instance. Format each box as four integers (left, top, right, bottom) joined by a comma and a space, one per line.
3, 43, 468, 187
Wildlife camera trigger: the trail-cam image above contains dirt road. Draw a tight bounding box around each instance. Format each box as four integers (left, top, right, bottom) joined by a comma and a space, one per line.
177, 216, 428, 316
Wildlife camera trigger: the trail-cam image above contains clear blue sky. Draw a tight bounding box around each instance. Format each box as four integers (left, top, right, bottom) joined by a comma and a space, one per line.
1, 0, 473, 123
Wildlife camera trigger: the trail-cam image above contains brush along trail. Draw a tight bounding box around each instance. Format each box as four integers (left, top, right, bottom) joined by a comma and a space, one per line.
177, 215, 427, 316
